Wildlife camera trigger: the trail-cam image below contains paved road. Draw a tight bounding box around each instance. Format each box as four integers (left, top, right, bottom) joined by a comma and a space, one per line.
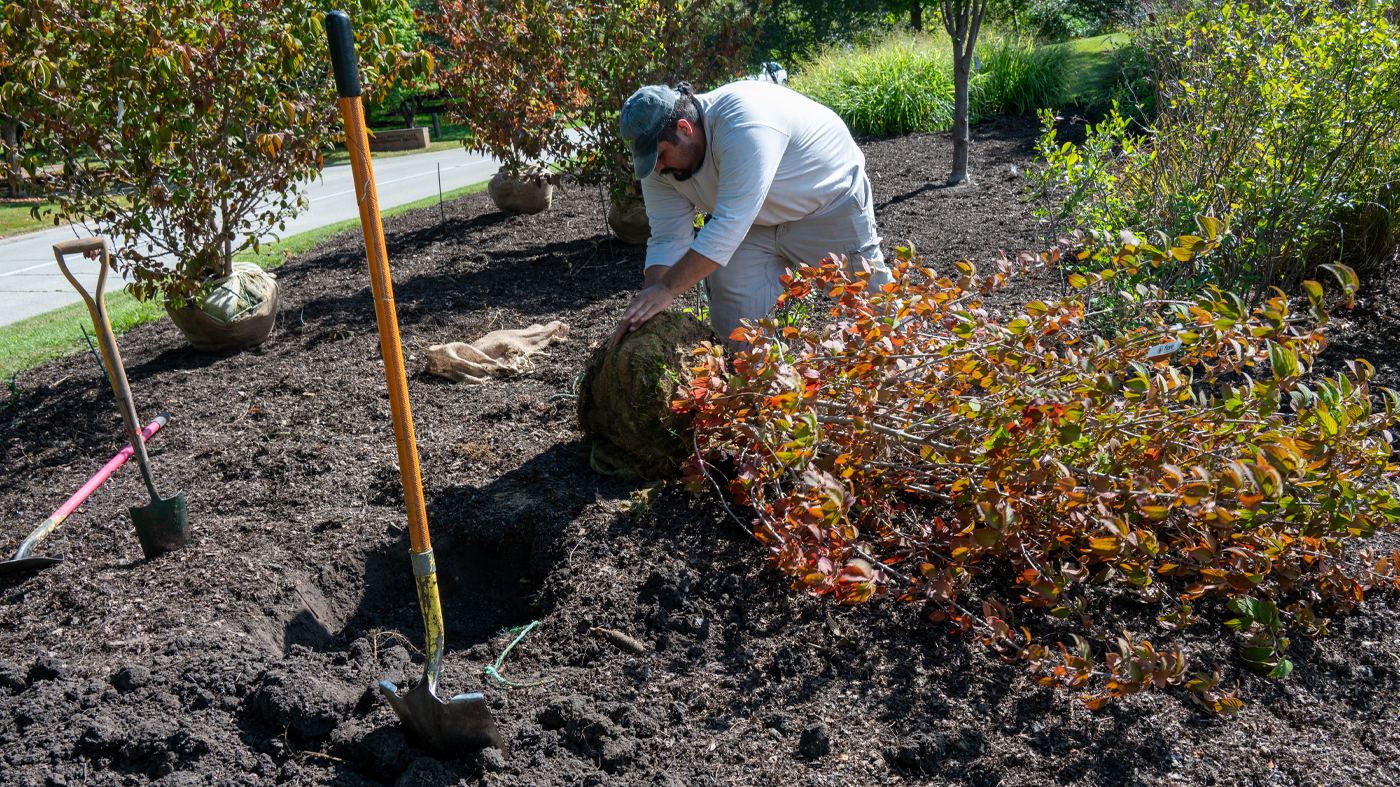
0, 146, 499, 327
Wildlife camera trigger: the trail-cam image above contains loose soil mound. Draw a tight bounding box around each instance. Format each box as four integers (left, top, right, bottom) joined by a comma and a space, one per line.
1, 116, 1398, 787
577, 312, 720, 479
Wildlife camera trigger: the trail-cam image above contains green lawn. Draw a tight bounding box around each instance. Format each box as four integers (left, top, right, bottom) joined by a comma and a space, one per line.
1053, 32, 1134, 108
0, 202, 59, 239
322, 137, 470, 168
0, 178, 491, 384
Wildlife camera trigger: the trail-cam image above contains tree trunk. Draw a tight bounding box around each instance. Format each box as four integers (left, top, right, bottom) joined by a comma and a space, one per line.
221, 196, 232, 278
911, 0, 922, 31
941, 0, 987, 186
949, 54, 970, 185
1, 119, 22, 199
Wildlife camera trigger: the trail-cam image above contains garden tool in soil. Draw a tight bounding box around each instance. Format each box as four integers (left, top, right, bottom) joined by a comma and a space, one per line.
0, 413, 170, 575
326, 11, 506, 758
53, 237, 190, 560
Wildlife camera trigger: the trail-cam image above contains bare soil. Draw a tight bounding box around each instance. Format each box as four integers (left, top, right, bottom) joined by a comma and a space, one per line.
2, 115, 1398, 787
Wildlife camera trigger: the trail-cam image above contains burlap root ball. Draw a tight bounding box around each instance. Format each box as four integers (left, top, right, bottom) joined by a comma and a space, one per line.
577, 312, 721, 478
607, 199, 651, 246
487, 164, 558, 215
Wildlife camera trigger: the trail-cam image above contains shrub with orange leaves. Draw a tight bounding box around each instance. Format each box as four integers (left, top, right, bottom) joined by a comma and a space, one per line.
427, 0, 757, 205
676, 221, 1400, 710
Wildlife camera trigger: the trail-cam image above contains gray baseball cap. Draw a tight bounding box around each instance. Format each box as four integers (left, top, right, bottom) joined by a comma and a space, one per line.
619, 85, 681, 180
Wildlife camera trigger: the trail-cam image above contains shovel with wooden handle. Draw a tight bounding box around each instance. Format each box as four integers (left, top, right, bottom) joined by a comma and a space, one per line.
325, 10, 506, 758
53, 237, 189, 560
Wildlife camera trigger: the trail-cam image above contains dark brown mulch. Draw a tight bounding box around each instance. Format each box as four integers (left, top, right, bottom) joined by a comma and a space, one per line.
1, 114, 1398, 787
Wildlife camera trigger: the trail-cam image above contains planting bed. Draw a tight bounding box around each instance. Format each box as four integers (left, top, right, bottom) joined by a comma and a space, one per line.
1, 115, 1398, 787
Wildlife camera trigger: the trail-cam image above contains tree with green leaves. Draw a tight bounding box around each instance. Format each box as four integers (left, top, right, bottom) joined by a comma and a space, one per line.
884, 0, 927, 31
941, 0, 989, 184
0, 0, 425, 303
754, 0, 890, 66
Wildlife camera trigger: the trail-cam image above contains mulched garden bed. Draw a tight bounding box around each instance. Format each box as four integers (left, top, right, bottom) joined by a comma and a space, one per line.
1, 114, 1397, 787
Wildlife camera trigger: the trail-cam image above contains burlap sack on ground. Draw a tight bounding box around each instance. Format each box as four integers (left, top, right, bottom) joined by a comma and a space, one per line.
426, 321, 569, 383
487, 164, 559, 216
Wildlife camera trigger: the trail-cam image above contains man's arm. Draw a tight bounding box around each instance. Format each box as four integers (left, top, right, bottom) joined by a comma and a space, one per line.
643, 264, 669, 288
607, 249, 719, 348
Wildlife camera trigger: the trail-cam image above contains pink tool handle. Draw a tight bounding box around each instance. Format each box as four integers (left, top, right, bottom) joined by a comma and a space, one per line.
50, 414, 167, 525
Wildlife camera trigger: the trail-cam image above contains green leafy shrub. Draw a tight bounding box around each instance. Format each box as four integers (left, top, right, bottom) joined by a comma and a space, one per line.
790, 32, 1069, 136
988, 0, 1141, 42
753, 0, 892, 67
428, 0, 755, 207
1031, 0, 1400, 301
677, 231, 1395, 710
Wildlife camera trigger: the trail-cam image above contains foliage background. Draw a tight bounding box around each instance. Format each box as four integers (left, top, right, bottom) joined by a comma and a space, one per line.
1031, 0, 1400, 302
428, 0, 757, 205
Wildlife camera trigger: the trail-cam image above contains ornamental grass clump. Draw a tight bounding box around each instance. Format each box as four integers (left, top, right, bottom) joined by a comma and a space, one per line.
677, 224, 1398, 712
790, 36, 955, 136
790, 32, 1071, 137
974, 36, 1070, 116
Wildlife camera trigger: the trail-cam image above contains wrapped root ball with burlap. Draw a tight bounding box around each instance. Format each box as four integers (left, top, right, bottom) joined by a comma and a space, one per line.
578, 312, 721, 478
488, 164, 558, 215
607, 198, 651, 246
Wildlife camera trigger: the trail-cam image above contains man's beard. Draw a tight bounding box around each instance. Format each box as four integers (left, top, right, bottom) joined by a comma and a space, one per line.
662, 144, 703, 180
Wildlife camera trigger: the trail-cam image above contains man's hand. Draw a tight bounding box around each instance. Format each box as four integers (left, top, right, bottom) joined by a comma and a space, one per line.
608, 282, 677, 348
607, 249, 720, 349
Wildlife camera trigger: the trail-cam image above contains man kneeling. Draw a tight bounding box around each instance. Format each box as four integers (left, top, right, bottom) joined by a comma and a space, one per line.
608, 80, 891, 348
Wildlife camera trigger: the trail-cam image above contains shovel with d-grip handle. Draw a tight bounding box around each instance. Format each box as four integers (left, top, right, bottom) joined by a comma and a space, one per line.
53, 237, 189, 560
324, 11, 506, 758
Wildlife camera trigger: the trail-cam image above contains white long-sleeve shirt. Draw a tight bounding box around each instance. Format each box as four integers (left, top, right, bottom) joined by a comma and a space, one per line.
640, 80, 867, 270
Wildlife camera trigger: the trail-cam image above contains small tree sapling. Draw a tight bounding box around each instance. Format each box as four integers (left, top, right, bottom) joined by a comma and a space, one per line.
427, 0, 757, 209
940, 0, 990, 184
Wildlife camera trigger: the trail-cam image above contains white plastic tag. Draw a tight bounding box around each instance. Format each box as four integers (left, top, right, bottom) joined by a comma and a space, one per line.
1145, 339, 1182, 360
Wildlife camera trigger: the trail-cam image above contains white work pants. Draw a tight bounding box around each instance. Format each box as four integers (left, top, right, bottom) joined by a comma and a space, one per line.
704, 174, 890, 345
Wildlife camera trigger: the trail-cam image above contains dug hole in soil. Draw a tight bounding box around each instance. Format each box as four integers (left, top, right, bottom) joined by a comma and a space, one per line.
2, 116, 1398, 787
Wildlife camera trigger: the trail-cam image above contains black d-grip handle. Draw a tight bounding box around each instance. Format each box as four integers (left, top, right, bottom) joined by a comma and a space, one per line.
325, 11, 361, 98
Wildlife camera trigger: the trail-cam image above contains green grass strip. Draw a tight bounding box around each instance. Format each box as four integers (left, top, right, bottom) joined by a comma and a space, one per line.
0, 292, 165, 385
0, 203, 54, 240
0, 178, 490, 383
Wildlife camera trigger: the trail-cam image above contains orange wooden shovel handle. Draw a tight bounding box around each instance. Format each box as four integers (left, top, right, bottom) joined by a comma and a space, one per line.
337, 94, 431, 557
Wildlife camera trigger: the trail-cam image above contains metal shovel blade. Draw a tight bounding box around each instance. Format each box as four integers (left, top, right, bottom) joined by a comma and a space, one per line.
131, 492, 189, 560
0, 556, 63, 575
379, 680, 506, 757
